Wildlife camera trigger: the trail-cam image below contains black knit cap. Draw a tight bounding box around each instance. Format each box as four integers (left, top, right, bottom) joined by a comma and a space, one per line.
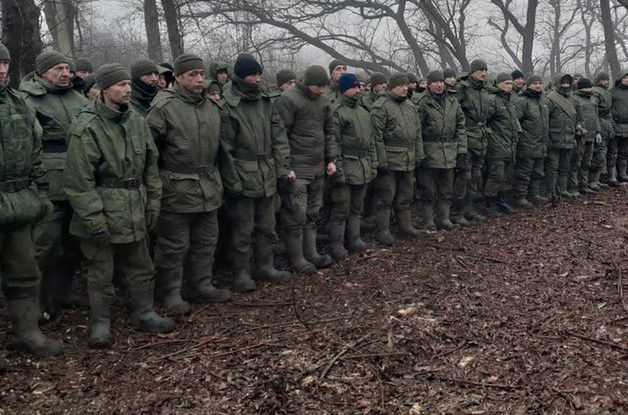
511, 69, 524, 80
369, 72, 387, 86
389, 72, 409, 89
96, 63, 131, 90
328, 59, 346, 74
594, 72, 610, 84
407, 72, 418, 83
75, 58, 93, 72
526, 74, 543, 87
276, 69, 296, 87
131, 59, 159, 79
303, 65, 328, 86
36, 51, 69, 75
0, 43, 10, 61
234, 53, 263, 78
443, 68, 457, 79
426, 70, 444, 85
174, 53, 204, 76
469, 59, 488, 73
495, 72, 513, 84
576, 78, 593, 89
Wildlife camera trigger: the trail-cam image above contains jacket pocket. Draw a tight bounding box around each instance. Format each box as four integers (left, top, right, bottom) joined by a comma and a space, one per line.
0, 189, 41, 227
102, 198, 127, 236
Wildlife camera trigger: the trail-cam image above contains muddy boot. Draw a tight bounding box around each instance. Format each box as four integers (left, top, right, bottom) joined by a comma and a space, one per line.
608, 166, 622, 187
375, 209, 394, 246
464, 202, 486, 221
579, 184, 596, 194
558, 175, 574, 198
618, 160, 628, 182
156, 267, 190, 315
515, 198, 533, 209
284, 230, 317, 274
435, 201, 459, 230
420, 204, 437, 231
6, 297, 63, 357
127, 287, 175, 334
485, 197, 502, 217
87, 290, 112, 348
254, 243, 291, 283
530, 180, 549, 205
232, 253, 257, 292
346, 215, 369, 253
39, 266, 73, 323
588, 169, 602, 191
451, 202, 471, 227
303, 226, 332, 268
496, 193, 515, 213
397, 209, 421, 238
185, 258, 232, 303
327, 220, 348, 261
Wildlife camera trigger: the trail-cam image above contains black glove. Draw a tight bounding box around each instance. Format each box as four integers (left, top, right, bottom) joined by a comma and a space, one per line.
456, 153, 468, 171
90, 228, 110, 242
414, 159, 424, 170
277, 176, 293, 193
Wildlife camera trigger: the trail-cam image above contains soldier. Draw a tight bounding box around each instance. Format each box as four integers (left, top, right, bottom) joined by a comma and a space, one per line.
485, 73, 519, 216
417, 78, 428, 93
327, 73, 377, 259
444, 68, 458, 94
592, 72, 620, 187
416, 70, 466, 231
63, 64, 174, 347
0, 44, 63, 357
276, 69, 297, 93
361, 72, 387, 111
453, 59, 491, 225
220, 54, 294, 291
572, 78, 602, 194
74, 58, 94, 79
371, 72, 424, 245
129, 59, 160, 116
327, 59, 347, 101
20, 51, 89, 320
545, 73, 581, 198
275, 65, 339, 274
612, 69, 628, 183
513, 75, 549, 208
146, 54, 236, 314
82, 77, 100, 100
207, 81, 222, 103
210, 62, 230, 87
158, 64, 175, 91
511, 70, 525, 94
407, 73, 418, 101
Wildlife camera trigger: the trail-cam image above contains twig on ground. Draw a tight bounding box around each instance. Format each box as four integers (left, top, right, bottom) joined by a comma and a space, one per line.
565, 331, 628, 353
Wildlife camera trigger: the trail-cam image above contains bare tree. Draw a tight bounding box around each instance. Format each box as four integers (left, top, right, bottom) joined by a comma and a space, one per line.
600, 0, 622, 77
144, 0, 163, 62
161, 0, 183, 58
43, 0, 77, 58
1, 0, 42, 86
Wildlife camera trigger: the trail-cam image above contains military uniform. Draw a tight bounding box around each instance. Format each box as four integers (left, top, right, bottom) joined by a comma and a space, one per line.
147, 78, 238, 312
611, 70, 628, 182
20, 71, 88, 316
592, 79, 615, 186
416, 88, 466, 230
371, 89, 424, 245
221, 73, 292, 291
513, 87, 549, 206
545, 74, 581, 198
572, 87, 601, 193
275, 76, 339, 273
0, 72, 63, 356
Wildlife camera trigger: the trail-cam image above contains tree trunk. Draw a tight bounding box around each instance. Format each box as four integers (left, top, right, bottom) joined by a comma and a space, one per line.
1, 0, 43, 87
43, 0, 76, 58
161, 0, 183, 59
144, 0, 163, 62
600, 0, 621, 78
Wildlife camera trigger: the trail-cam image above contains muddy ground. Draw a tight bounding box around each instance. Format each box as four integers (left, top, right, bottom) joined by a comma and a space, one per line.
1, 187, 627, 414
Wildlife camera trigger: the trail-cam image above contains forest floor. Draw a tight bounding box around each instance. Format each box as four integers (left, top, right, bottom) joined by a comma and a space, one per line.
1, 187, 627, 414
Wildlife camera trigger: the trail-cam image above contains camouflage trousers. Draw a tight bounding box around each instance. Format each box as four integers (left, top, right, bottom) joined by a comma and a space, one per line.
0, 224, 41, 299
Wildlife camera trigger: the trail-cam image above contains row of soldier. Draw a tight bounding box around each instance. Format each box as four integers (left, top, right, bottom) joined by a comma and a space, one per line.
1, 43, 627, 357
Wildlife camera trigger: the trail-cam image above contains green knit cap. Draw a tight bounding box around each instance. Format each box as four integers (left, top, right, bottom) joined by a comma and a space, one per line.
174, 53, 205, 76
389, 72, 409, 89
0, 44, 11, 61
96, 63, 131, 90
303, 65, 328, 87
74, 58, 93, 72
131, 58, 159, 79
36, 51, 69, 75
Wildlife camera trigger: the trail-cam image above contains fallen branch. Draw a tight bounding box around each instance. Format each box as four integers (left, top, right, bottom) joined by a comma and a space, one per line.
432, 375, 519, 390
611, 253, 628, 315
319, 334, 371, 382
565, 331, 628, 353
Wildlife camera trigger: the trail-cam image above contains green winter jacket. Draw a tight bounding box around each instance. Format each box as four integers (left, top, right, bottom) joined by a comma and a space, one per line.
63, 100, 161, 243
221, 79, 291, 198
546, 74, 582, 150
274, 82, 340, 180
515, 89, 549, 159
573, 91, 601, 143
0, 86, 47, 228
20, 73, 88, 201
371, 92, 424, 172
611, 70, 628, 138
456, 75, 492, 154
331, 94, 378, 185
487, 85, 521, 161
146, 85, 240, 213
360, 90, 385, 111
592, 84, 614, 138
416, 90, 466, 169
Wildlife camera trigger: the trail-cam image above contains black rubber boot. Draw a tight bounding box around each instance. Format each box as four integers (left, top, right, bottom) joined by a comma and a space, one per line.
496, 193, 515, 213
303, 226, 332, 268
127, 287, 175, 334
284, 230, 317, 274
515, 198, 533, 209
87, 290, 112, 348
485, 197, 502, 217
327, 220, 348, 261
6, 298, 63, 357
375, 209, 394, 246
255, 243, 292, 283
397, 210, 421, 237
435, 201, 459, 231
608, 166, 622, 187
420, 204, 437, 231
618, 160, 628, 182
451, 202, 471, 227
156, 267, 190, 315
530, 180, 549, 205
232, 253, 257, 292
346, 215, 369, 253
588, 170, 602, 191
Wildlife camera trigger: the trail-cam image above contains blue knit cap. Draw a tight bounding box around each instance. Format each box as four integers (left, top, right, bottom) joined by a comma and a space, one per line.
338, 73, 360, 93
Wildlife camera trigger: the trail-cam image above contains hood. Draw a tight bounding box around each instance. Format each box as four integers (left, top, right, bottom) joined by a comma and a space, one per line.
552, 72, 572, 91
615, 69, 628, 86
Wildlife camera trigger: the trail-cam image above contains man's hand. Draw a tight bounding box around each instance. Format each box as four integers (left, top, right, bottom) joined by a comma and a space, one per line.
287, 170, 296, 181
90, 228, 110, 242
38, 200, 54, 220
595, 133, 603, 144
146, 210, 159, 231
326, 162, 337, 176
